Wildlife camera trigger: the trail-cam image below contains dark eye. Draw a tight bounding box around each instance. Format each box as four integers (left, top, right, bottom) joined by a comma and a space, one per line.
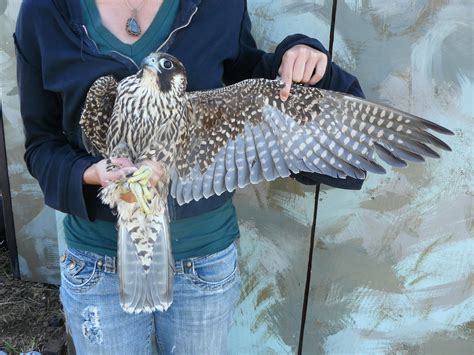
159, 58, 173, 70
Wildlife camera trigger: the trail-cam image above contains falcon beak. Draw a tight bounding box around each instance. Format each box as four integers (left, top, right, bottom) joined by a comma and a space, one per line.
141, 56, 162, 74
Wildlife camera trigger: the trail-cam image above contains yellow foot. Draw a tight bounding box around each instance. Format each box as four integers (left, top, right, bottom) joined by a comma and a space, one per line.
127, 165, 153, 214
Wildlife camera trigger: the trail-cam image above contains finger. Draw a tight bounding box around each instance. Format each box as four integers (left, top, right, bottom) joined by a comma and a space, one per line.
105, 167, 137, 182
302, 56, 318, 83
144, 160, 167, 177
309, 55, 328, 85
122, 166, 138, 175
292, 54, 307, 83
279, 52, 296, 101
111, 157, 134, 168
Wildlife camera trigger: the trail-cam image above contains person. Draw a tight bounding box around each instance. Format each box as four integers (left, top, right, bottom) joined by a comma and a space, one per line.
14, 0, 364, 353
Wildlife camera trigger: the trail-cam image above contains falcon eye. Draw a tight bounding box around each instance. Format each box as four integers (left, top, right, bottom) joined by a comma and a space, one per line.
160, 58, 174, 70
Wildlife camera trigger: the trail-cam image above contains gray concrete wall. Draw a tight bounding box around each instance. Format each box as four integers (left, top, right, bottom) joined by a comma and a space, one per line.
0, 0, 472, 353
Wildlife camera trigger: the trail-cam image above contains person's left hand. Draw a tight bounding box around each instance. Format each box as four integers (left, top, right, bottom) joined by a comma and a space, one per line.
278, 44, 328, 101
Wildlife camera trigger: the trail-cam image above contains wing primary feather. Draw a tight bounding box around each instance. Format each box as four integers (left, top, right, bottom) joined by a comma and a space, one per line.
380, 135, 440, 159
385, 146, 425, 163
416, 117, 455, 135
393, 127, 452, 151
373, 142, 408, 167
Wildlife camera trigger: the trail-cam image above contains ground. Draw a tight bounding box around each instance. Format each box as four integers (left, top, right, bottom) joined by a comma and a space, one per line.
0, 246, 67, 354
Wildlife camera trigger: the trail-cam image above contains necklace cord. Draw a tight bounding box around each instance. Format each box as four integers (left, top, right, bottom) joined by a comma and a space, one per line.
124, 0, 148, 13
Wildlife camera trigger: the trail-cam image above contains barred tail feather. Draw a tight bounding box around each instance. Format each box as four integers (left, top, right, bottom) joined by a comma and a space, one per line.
118, 209, 174, 314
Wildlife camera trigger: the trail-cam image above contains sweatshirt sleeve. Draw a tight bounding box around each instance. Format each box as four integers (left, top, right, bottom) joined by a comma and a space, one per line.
223, 1, 365, 190
14, 2, 101, 220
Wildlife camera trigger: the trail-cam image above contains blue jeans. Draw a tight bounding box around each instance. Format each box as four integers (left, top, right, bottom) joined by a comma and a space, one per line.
59, 242, 241, 355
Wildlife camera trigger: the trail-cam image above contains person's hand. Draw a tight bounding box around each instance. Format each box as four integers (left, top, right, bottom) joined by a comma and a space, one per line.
83, 157, 137, 187
278, 44, 328, 101
119, 160, 167, 204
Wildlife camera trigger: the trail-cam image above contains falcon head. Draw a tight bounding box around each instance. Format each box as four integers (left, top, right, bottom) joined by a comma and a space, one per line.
140, 52, 187, 94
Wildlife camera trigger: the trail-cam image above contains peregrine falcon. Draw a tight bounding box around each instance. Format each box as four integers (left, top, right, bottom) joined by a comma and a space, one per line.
80, 52, 453, 314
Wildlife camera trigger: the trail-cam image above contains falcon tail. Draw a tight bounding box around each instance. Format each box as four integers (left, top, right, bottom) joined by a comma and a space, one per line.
117, 208, 175, 314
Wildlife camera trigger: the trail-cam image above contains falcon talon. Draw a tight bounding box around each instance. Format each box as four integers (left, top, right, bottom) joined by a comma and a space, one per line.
129, 182, 151, 214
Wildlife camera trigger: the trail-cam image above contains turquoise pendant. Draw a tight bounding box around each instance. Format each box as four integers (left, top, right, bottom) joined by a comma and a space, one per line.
126, 16, 141, 36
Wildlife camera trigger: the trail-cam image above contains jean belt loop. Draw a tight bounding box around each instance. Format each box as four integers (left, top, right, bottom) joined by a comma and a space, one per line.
104, 255, 116, 273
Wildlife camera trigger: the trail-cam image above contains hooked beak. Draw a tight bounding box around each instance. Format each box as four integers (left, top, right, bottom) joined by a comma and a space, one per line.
141, 56, 161, 74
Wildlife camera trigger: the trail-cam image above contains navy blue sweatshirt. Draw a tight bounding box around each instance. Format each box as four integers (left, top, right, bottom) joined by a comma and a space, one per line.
14, 0, 364, 224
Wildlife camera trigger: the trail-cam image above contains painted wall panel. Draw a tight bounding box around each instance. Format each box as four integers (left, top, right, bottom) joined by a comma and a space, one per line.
302, 1, 473, 354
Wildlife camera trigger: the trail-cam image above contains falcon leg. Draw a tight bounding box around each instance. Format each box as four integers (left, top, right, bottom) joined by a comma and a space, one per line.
127, 165, 154, 214
129, 181, 151, 214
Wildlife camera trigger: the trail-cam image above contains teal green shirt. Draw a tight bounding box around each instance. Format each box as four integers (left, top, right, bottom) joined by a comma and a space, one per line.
64, 200, 240, 260
65, 0, 240, 260
81, 0, 178, 65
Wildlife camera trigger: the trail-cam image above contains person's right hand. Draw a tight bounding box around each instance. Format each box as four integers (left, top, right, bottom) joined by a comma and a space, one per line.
83, 157, 137, 187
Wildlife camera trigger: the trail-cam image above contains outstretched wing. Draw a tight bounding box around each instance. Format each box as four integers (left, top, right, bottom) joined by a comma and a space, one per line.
171, 78, 454, 205
80, 75, 118, 157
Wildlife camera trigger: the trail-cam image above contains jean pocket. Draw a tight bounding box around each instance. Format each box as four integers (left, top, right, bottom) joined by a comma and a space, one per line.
187, 244, 239, 291
60, 249, 101, 293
